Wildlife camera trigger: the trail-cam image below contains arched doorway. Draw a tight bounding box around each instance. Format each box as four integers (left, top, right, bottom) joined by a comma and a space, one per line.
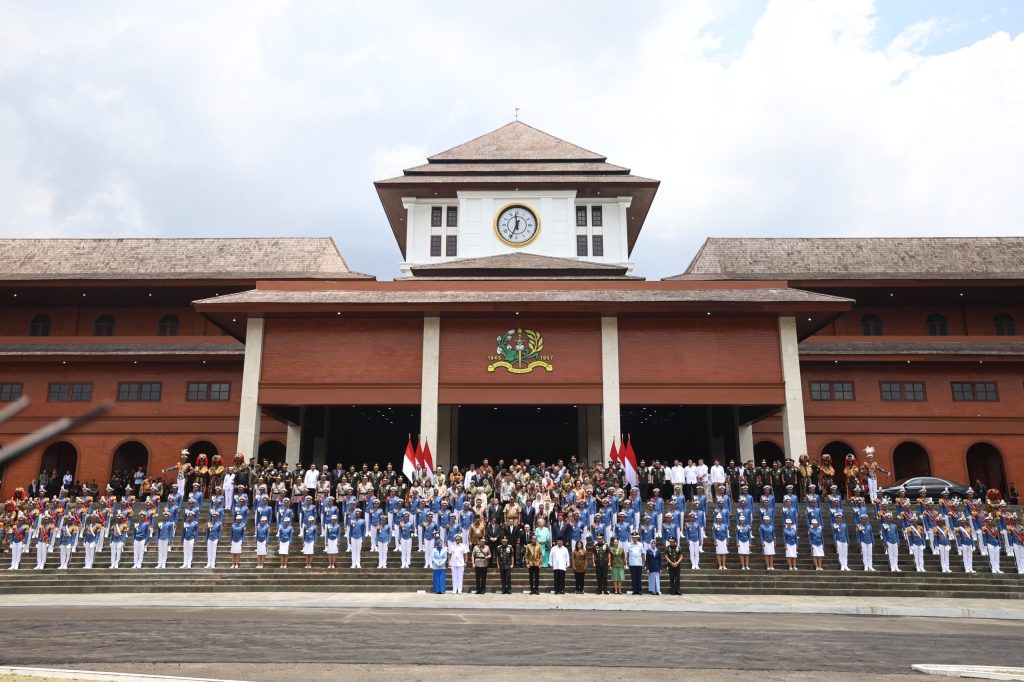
966, 443, 1006, 495
257, 440, 286, 465
41, 441, 78, 491
892, 442, 931, 481
111, 441, 149, 479
187, 440, 219, 460
820, 440, 854, 492
753, 441, 785, 467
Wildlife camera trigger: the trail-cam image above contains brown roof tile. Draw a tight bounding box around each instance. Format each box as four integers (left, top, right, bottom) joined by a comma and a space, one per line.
0, 238, 369, 281
799, 341, 1024, 356
670, 237, 1024, 281
428, 121, 606, 162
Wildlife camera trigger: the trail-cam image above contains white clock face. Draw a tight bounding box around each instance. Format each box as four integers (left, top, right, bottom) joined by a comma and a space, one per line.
495, 204, 539, 247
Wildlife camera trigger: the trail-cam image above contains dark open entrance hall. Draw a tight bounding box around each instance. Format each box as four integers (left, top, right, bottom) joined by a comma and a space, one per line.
619, 405, 747, 466
295, 405, 421, 470
456, 405, 579, 468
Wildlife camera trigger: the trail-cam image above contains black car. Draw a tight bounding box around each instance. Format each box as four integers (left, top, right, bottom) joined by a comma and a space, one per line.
877, 476, 972, 500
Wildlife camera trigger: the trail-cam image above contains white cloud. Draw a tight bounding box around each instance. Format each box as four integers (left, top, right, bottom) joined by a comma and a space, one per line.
0, 0, 1021, 277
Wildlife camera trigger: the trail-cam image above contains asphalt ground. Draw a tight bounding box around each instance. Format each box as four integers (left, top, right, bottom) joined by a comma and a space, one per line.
0, 607, 1022, 679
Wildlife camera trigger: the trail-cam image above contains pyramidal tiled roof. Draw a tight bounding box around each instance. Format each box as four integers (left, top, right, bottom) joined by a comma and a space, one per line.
0, 237, 369, 281
670, 237, 1024, 281
427, 121, 606, 162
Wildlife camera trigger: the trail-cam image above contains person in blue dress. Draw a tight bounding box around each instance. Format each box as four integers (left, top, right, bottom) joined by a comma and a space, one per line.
255, 515, 271, 569
736, 514, 751, 571
325, 513, 342, 569
278, 515, 294, 568
783, 518, 798, 571
229, 514, 245, 569
808, 517, 825, 571
759, 514, 775, 571
302, 515, 317, 569
431, 534, 449, 594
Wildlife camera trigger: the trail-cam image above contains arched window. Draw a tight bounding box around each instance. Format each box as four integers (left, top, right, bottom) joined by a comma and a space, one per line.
860, 313, 883, 336
29, 314, 52, 337
158, 314, 180, 336
926, 313, 948, 336
93, 314, 116, 337
892, 442, 931, 480
994, 313, 1016, 336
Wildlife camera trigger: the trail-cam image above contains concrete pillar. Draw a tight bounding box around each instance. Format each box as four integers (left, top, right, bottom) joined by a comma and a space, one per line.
738, 422, 754, 463
235, 317, 264, 460
601, 316, 621, 464
436, 405, 453, 470
285, 423, 301, 468
778, 316, 808, 460
419, 316, 441, 460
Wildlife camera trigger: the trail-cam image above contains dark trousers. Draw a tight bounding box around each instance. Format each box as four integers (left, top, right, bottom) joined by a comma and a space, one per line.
595, 564, 609, 593
629, 565, 643, 594
668, 566, 681, 594
474, 566, 488, 594
553, 569, 566, 594
528, 566, 540, 593
500, 567, 512, 594
573, 571, 585, 593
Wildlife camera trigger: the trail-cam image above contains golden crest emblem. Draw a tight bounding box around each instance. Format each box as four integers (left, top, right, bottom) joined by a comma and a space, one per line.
488, 328, 553, 374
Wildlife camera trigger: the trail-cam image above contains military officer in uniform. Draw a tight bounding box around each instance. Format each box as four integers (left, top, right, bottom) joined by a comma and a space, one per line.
496, 535, 515, 594
591, 533, 611, 595
664, 536, 683, 594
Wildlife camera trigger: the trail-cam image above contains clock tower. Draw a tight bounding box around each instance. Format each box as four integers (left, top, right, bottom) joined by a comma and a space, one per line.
374, 121, 659, 276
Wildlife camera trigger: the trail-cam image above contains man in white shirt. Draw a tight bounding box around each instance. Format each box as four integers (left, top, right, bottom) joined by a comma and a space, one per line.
549, 537, 571, 594
303, 464, 319, 498
670, 460, 685, 488
709, 460, 726, 498
683, 461, 697, 500
696, 459, 710, 498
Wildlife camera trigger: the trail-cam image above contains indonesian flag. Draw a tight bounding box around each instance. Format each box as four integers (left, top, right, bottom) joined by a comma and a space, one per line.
608, 437, 620, 466
622, 436, 639, 488
414, 438, 424, 472
402, 436, 416, 482
421, 438, 434, 472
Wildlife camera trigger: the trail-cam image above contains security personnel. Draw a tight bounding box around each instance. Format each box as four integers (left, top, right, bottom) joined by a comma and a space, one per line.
349, 509, 367, 569
108, 514, 127, 569
496, 535, 515, 594
685, 512, 702, 570
180, 510, 199, 569
398, 511, 415, 569
951, 517, 973, 572
229, 514, 245, 569
831, 510, 850, 571
856, 512, 874, 571
664, 536, 683, 594
880, 513, 901, 572
204, 510, 222, 569
591, 533, 611, 594
131, 511, 151, 569
376, 516, 393, 568
155, 510, 174, 569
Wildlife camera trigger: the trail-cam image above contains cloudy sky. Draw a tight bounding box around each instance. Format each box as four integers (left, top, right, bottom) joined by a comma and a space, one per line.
2, 0, 1022, 279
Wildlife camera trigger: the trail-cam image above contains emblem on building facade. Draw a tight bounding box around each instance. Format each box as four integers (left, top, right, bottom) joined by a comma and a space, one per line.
488, 328, 553, 374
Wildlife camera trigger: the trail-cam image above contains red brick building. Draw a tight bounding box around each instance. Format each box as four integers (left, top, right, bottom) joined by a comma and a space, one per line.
1, 124, 1019, 498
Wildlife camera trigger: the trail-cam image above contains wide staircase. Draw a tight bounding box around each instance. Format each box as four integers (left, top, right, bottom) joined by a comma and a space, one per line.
1, 506, 1021, 598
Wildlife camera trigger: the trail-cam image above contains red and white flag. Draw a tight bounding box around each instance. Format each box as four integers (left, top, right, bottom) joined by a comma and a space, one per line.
402, 436, 416, 482
608, 437, 620, 466
421, 438, 434, 472
414, 438, 424, 475
622, 436, 639, 488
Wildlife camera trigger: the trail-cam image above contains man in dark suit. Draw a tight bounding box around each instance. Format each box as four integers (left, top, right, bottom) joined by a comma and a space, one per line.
486, 498, 503, 524
485, 518, 503, 567
552, 512, 572, 546
517, 524, 534, 566
521, 504, 537, 530
503, 519, 522, 566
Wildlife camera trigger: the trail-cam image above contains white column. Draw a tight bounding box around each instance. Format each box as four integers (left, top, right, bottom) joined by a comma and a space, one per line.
601, 316, 621, 464
778, 316, 808, 460
235, 317, 264, 460
738, 423, 754, 463
419, 315, 440, 460
285, 423, 301, 468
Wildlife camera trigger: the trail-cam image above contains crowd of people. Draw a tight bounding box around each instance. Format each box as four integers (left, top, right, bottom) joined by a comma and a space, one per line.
1, 448, 1022, 596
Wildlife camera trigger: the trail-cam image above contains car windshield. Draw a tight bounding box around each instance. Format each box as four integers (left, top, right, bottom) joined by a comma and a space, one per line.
921, 477, 946, 486
901, 478, 921, 487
